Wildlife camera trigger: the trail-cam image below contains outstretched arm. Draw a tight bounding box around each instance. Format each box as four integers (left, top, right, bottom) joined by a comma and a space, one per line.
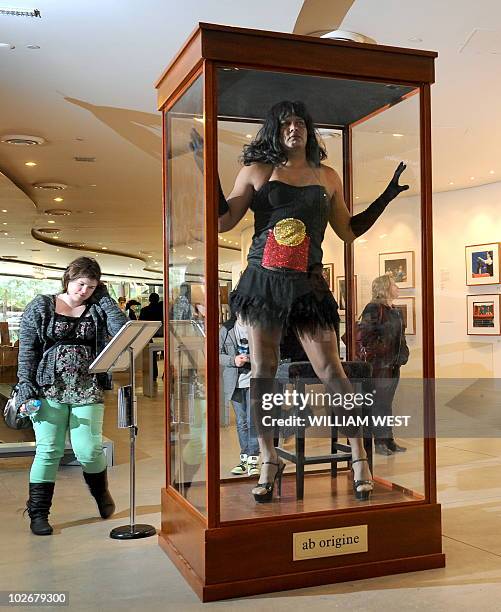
328, 162, 409, 243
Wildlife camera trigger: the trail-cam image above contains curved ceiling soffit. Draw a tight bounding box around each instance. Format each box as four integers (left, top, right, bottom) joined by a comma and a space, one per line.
0, 166, 37, 211
63, 96, 162, 161
31, 228, 149, 267
293, 0, 355, 36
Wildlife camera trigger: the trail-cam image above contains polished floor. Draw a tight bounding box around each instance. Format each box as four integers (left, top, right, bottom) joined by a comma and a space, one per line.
2, 370, 501, 611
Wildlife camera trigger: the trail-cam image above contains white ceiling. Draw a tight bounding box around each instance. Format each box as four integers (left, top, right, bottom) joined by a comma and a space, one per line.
1, 0, 500, 278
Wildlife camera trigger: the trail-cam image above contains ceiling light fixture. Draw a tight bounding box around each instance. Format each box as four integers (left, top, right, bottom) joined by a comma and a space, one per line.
33, 182, 67, 190
26, 44, 40, 49
0, 7, 41, 18
1, 134, 45, 146
392, 133, 404, 138
53, 197, 63, 202
45, 208, 71, 216
1, 209, 7, 213
47, 220, 56, 224
101, 247, 108, 250
489, 170, 495, 174
25, 161, 37, 166
0, 42, 15, 49
320, 30, 376, 44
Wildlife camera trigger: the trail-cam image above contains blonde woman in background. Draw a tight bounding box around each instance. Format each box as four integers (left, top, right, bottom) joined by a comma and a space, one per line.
359, 274, 409, 455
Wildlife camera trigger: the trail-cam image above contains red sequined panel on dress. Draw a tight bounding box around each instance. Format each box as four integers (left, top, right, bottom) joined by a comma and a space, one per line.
262, 218, 309, 272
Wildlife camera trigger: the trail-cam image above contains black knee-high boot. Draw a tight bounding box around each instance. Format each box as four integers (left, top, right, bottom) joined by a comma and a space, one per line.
26, 482, 55, 536
83, 469, 115, 518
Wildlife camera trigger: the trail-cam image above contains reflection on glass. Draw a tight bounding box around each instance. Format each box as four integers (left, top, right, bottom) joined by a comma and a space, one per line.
353, 91, 424, 497
166, 76, 207, 514
213, 67, 425, 521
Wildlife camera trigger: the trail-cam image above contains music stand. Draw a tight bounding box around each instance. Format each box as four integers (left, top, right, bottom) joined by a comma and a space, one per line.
89, 320, 161, 540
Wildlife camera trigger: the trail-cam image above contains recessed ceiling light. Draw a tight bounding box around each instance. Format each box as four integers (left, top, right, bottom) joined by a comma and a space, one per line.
355, 196, 360, 200
449, 181, 454, 185
392, 133, 404, 138
20, 241, 24, 244
1, 134, 45, 146
489, 170, 495, 174
101, 247, 107, 250
88, 211, 95, 214
470, 176, 475, 180
147, 255, 152, 258
26, 44, 40, 49
45, 208, 71, 216
186, 256, 196, 260
33, 182, 67, 190
246, 134, 252, 139
47, 220, 56, 224
53, 197, 63, 202
74, 156, 96, 163
2, 222, 7, 225
25, 161, 37, 167
1, 209, 7, 213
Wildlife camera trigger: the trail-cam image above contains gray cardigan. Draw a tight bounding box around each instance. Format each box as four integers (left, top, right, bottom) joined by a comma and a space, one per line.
219, 322, 242, 404
16, 291, 127, 408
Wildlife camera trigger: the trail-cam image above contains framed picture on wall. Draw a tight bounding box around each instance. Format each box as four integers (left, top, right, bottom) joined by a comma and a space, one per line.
336, 275, 357, 314
392, 297, 416, 335
465, 243, 501, 285
322, 263, 335, 291
467, 294, 501, 335
379, 251, 415, 289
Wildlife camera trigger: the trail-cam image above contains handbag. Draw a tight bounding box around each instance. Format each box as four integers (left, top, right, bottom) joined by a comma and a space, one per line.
2, 385, 31, 430
341, 304, 385, 362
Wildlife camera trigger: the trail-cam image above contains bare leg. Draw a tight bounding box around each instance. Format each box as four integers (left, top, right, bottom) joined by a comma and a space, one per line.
297, 327, 373, 494
247, 323, 283, 495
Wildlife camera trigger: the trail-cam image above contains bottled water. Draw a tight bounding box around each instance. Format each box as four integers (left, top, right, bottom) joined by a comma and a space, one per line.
18, 399, 42, 417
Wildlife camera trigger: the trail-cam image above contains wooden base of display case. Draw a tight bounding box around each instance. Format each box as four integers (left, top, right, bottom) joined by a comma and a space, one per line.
159, 486, 445, 602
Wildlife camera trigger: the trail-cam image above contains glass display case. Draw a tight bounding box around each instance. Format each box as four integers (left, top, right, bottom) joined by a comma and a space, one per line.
156, 23, 442, 601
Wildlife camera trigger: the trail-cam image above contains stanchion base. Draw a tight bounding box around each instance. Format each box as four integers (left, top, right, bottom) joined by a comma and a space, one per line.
110, 524, 157, 540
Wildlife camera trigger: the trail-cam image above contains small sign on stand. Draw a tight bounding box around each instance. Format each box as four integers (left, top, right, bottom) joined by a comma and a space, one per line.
89, 320, 161, 540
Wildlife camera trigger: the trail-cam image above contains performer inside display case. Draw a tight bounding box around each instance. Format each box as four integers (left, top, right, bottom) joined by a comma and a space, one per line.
191, 100, 409, 504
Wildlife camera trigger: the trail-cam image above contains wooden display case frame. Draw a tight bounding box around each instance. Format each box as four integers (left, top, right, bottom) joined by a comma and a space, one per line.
156, 22, 443, 602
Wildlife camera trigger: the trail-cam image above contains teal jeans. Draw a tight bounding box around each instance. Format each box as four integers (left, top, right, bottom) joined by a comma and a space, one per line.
30, 399, 107, 483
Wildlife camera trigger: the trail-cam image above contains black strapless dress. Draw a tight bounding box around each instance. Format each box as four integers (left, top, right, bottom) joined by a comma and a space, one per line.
229, 180, 340, 335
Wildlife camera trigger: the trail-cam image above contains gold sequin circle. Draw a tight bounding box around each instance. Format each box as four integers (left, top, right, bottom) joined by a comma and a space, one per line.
273, 218, 306, 246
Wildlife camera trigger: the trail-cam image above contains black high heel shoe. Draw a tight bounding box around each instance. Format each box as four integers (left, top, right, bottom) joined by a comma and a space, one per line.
351, 458, 374, 501
252, 460, 285, 503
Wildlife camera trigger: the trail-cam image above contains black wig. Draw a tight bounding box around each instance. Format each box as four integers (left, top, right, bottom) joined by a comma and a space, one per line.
241, 100, 327, 167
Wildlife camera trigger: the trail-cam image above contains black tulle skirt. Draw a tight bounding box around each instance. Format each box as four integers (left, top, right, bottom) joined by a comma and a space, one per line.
229, 264, 340, 335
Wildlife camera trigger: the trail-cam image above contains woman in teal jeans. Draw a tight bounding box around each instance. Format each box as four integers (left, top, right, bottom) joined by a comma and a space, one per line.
16, 257, 126, 535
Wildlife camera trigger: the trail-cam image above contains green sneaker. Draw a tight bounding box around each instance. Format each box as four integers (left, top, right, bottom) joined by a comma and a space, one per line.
247, 455, 260, 477
231, 454, 248, 475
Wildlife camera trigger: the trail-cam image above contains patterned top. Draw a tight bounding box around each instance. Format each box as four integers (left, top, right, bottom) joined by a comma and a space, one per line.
42, 313, 102, 405
16, 290, 127, 409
